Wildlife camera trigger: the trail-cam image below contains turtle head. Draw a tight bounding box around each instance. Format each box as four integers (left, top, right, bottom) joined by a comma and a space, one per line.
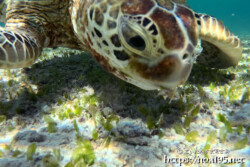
114, 0, 199, 90
80, 0, 199, 90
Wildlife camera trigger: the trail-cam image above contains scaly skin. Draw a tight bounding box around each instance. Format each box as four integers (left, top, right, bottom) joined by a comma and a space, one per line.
0, 0, 243, 90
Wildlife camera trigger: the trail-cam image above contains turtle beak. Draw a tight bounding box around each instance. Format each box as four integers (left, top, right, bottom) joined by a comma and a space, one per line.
154, 55, 193, 88
130, 54, 193, 89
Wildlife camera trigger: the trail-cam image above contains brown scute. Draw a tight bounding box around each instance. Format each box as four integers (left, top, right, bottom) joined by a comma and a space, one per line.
107, 0, 117, 4
151, 8, 185, 49
26, 42, 34, 59
3, 42, 17, 62
217, 20, 224, 29
130, 55, 178, 81
29, 39, 37, 47
24, 39, 31, 48
25, 50, 29, 60
226, 37, 233, 44
4, 33, 16, 43
109, 6, 119, 19
225, 28, 230, 37
114, 50, 130, 61
216, 20, 225, 34
155, 0, 174, 10
111, 34, 121, 47
15, 41, 25, 61
176, 6, 197, 45
15, 33, 23, 42
94, 8, 104, 26
107, 20, 117, 29
84, 35, 128, 80
34, 47, 40, 59
202, 15, 210, 21
100, 2, 108, 13
0, 48, 6, 61
212, 17, 217, 24
121, 0, 155, 15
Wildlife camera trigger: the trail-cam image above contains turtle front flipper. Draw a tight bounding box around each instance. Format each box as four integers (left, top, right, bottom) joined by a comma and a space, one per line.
196, 14, 242, 69
0, 29, 42, 69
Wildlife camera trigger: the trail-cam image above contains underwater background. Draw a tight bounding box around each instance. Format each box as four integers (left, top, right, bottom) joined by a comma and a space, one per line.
0, 1, 249, 167
189, 0, 250, 36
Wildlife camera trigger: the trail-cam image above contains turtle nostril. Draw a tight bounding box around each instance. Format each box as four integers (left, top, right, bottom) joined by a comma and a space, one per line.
183, 54, 189, 60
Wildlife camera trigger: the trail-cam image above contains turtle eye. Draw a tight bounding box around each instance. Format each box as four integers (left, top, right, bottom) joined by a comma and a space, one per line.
128, 35, 146, 51
120, 22, 147, 52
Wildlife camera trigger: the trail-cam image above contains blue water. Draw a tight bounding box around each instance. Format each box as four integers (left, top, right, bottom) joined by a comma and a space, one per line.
189, 0, 250, 36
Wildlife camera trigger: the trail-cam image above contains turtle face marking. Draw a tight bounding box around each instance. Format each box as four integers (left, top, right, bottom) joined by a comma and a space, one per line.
72, 0, 199, 90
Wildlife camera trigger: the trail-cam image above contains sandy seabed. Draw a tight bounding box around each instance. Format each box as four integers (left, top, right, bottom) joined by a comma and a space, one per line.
0, 37, 249, 167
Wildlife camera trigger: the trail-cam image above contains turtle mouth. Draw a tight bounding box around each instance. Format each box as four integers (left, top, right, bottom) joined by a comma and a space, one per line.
129, 54, 193, 89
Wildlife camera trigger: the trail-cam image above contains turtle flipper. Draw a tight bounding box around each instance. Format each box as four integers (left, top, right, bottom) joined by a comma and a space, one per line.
0, 29, 42, 69
196, 14, 242, 69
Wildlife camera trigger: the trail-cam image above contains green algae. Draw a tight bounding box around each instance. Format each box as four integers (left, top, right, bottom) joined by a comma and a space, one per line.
185, 131, 199, 142
173, 123, 184, 135
241, 87, 250, 103
103, 136, 112, 148
234, 136, 248, 150
99, 162, 108, 167
72, 136, 95, 166
190, 104, 201, 117
219, 126, 228, 143
183, 116, 192, 128
43, 115, 57, 133
42, 154, 60, 167
0, 150, 3, 157
65, 162, 74, 167
146, 115, 155, 130
73, 119, 80, 133
52, 148, 62, 162
217, 113, 233, 133
26, 143, 37, 161
0, 115, 6, 123
7, 122, 14, 132
203, 131, 217, 157
92, 129, 98, 141
236, 125, 244, 135
12, 149, 22, 158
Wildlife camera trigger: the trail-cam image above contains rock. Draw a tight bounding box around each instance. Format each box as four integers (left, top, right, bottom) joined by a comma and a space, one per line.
114, 119, 150, 137
227, 104, 250, 126
0, 158, 30, 167
14, 130, 46, 143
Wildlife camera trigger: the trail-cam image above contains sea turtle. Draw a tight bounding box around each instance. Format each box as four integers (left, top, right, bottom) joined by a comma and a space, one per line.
0, 0, 242, 90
